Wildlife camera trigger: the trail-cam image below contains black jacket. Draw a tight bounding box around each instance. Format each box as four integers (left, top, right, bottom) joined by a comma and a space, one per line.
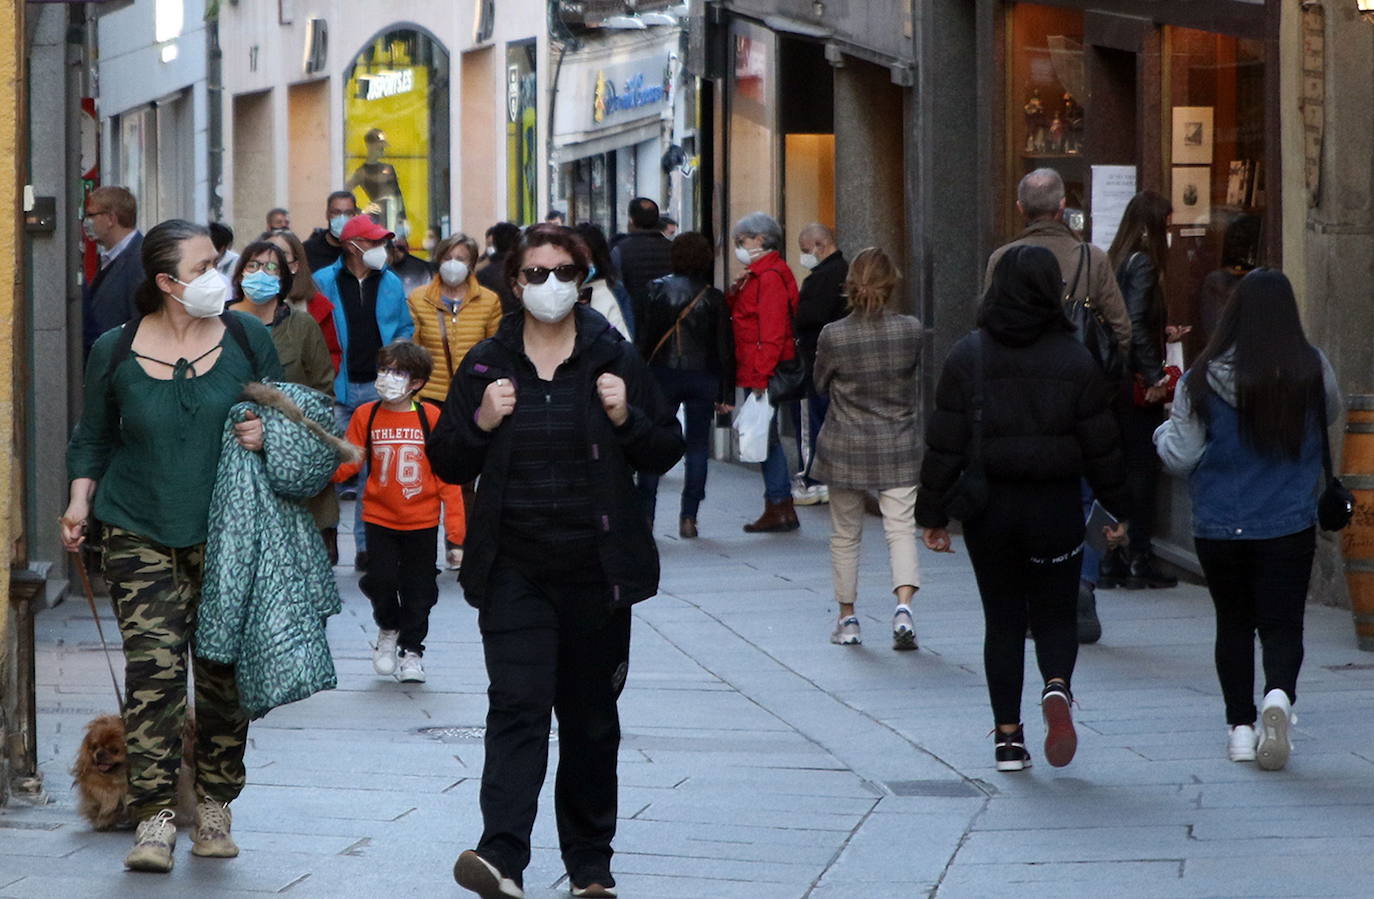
915, 293, 1129, 529
1116, 252, 1166, 384
639, 274, 735, 397
794, 251, 848, 373
303, 228, 344, 273
82, 231, 144, 356
427, 304, 685, 609
612, 231, 674, 332
476, 252, 519, 315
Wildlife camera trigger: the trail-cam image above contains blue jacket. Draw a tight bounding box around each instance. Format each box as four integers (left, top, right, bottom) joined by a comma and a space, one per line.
1154, 349, 1341, 540
315, 259, 414, 401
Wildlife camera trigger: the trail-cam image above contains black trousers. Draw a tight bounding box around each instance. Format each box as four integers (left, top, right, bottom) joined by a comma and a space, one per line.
964, 480, 1084, 726
1118, 400, 1165, 553
359, 523, 439, 655
1195, 528, 1315, 726
476, 562, 632, 886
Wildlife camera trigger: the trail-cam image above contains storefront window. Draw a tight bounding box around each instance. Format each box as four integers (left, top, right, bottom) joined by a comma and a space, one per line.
1164, 28, 1265, 348
727, 20, 778, 275
1007, 6, 1086, 233
343, 28, 451, 256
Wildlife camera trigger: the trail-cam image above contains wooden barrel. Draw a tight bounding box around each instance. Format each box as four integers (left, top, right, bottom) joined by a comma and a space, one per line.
1342, 395, 1374, 650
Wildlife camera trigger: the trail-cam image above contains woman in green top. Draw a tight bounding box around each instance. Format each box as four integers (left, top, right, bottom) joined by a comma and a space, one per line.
228, 239, 340, 559
61, 219, 283, 874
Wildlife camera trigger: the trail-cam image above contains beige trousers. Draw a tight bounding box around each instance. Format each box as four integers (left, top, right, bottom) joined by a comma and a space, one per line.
827, 485, 921, 606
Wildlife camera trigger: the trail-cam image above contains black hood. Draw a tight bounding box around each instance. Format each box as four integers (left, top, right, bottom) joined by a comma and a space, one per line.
977, 244, 1074, 347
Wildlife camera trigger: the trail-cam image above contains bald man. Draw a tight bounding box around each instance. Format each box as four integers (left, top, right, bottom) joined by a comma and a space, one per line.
792, 223, 848, 504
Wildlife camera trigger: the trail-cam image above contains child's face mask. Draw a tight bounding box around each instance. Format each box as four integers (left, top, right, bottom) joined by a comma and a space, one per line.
375, 370, 414, 402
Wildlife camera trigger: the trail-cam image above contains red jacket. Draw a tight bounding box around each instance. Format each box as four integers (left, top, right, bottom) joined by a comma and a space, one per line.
729, 251, 799, 390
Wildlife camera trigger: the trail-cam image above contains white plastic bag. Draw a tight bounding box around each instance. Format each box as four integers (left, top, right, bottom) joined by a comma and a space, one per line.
735, 392, 773, 463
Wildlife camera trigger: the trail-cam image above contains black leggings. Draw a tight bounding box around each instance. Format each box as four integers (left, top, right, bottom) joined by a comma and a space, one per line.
1118, 401, 1164, 553
1195, 528, 1315, 726
965, 480, 1084, 726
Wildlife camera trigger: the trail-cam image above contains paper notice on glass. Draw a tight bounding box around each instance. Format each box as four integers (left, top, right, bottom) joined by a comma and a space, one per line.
1090, 165, 1137, 250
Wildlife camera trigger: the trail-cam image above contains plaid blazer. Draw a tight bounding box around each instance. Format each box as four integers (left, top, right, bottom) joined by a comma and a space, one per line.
810, 311, 922, 490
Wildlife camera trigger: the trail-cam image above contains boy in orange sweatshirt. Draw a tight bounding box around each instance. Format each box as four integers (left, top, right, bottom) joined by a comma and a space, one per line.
335, 340, 464, 683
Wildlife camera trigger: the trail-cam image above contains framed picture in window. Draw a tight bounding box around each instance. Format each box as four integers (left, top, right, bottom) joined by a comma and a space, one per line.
1171, 166, 1211, 225
1171, 107, 1213, 165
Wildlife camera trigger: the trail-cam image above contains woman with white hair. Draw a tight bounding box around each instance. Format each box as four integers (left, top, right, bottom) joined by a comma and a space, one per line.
729, 212, 802, 532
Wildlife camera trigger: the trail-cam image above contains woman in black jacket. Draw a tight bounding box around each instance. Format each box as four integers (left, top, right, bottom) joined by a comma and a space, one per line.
636, 231, 734, 538
429, 224, 684, 899
917, 245, 1129, 774
1103, 190, 1180, 590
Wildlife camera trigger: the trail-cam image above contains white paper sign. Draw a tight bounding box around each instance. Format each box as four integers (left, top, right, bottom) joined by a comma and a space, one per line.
1090, 165, 1137, 251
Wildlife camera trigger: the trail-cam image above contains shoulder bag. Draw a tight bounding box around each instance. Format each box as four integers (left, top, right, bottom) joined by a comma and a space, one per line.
1318, 394, 1354, 532
943, 330, 989, 521
1064, 244, 1124, 381
648, 287, 709, 363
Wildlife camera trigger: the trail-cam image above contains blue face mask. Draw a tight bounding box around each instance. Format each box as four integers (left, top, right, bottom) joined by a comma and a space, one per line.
329, 214, 352, 238
240, 271, 281, 304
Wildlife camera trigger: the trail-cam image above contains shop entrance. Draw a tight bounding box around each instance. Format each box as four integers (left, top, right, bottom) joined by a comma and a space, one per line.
779, 37, 834, 279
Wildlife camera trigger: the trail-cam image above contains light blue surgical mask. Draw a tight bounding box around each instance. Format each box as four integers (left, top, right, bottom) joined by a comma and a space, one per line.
329, 214, 352, 238
240, 271, 281, 304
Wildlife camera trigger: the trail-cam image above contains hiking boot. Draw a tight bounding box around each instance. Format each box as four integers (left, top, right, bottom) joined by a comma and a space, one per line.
1097, 547, 1127, 589
892, 605, 918, 651
1077, 580, 1102, 644
191, 798, 238, 858
1041, 682, 1077, 767
830, 615, 862, 646
1228, 724, 1258, 762
1125, 552, 1178, 589
125, 808, 177, 872
679, 516, 698, 539
397, 650, 426, 684
994, 726, 1032, 772
373, 629, 399, 676
454, 849, 525, 898
743, 499, 800, 533
1257, 689, 1294, 771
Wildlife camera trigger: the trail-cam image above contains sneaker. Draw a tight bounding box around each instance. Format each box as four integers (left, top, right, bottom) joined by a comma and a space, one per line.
191, 798, 238, 858
454, 849, 525, 898
994, 726, 1033, 772
397, 650, 426, 683
571, 884, 617, 898
792, 481, 828, 506
1257, 689, 1294, 771
1228, 724, 1258, 762
1077, 580, 1102, 644
1041, 683, 1077, 768
892, 605, 918, 651
373, 629, 399, 676
125, 808, 177, 872
830, 615, 862, 645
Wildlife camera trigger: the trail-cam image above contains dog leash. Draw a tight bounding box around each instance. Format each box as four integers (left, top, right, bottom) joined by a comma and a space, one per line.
69, 550, 126, 715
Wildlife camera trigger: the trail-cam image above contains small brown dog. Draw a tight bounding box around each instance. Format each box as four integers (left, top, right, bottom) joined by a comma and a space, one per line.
72, 713, 198, 830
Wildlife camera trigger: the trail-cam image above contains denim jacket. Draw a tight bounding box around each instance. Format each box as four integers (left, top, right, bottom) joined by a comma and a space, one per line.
1153, 349, 1341, 540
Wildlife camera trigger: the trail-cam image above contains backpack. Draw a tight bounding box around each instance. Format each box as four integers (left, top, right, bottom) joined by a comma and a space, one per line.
363, 398, 435, 459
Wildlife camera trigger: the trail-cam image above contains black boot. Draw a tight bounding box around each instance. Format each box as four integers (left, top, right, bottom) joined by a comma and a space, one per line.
1125, 552, 1178, 589
1077, 579, 1102, 644
1097, 547, 1127, 589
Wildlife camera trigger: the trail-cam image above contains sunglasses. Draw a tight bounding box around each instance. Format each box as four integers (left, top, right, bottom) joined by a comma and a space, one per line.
520, 264, 582, 285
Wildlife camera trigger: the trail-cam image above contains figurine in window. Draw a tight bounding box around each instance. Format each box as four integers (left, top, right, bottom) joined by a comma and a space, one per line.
1024, 89, 1047, 154
1062, 92, 1084, 155
1048, 113, 1065, 154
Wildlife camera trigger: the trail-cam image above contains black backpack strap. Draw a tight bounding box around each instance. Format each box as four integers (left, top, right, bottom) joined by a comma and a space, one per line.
103, 316, 144, 400
363, 400, 383, 459
364, 399, 432, 458
220, 311, 260, 378
413, 400, 432, 445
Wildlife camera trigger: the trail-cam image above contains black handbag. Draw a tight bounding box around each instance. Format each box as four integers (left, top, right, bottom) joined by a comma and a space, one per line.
943, 330, 989, 521
767, 346, 807, 404
1064, 244, 1125, 382
1318, 397, 1354, 532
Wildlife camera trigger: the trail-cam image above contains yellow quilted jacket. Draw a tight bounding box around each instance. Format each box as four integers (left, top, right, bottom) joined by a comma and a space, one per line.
407, 274, 505, 402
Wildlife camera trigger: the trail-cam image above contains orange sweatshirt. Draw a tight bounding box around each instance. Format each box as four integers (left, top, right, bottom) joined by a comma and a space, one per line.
334, 401, 465, 541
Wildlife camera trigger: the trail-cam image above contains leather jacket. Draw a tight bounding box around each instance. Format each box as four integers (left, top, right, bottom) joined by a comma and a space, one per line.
641, 274, 734, 393
1116, 251, 1166, 384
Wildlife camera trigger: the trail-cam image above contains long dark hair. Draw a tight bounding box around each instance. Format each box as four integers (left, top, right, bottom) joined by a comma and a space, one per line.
1185, 268, 1323, 460
573, 222, 618, 286
1107, 190, 1171, 274
135, 219, 211, 316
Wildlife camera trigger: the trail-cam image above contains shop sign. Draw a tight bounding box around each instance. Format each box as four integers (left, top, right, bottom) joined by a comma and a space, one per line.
592, 66, 670, 125
358, 69, 415, 102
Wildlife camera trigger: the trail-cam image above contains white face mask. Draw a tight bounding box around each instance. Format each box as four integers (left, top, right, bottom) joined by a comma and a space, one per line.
171, 269, 229, 318
375, 371, 413, 402
439, 259, 469, 287
799, 252, 820, 270
734, 246, 755, 266
521, 277, 580, 324
354, 243, 388, 271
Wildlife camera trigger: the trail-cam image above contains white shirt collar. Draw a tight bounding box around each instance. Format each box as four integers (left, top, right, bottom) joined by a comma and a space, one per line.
100, 230, 138, 269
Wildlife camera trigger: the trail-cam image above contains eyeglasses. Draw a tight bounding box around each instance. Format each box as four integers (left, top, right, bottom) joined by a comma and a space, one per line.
83, 209, 110, 221
242, 260, 281, 274
520, 264, 582, 284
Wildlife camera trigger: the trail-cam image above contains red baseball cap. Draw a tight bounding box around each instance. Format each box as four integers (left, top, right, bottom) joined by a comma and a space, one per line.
340, 216, 394, 243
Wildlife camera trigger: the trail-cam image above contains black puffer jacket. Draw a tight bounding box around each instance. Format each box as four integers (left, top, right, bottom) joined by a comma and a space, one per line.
915, 289, 1130, 529
639, 274, 735, 397
1116, 251, 1166, 384
428, 304, 685, 609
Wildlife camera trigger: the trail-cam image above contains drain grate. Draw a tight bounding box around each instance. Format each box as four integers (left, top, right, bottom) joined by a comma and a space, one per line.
882, 779, 983, 798
417, 726, 557, 743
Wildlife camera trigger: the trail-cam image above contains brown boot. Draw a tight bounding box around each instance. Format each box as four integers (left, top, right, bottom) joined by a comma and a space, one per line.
743, 500, 801, 533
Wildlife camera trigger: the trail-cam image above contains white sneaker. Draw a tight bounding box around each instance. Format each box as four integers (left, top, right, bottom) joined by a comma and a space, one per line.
830, 615, 861, 645
1227, 724, 1258, 762
397, 650, 426, 683
792, 482, 828, 506
373, 629, 399, 676
1257, 689, 1294, 771
892, 605, 918, 651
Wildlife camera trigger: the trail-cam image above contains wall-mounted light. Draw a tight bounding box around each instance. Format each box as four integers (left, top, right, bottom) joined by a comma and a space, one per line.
1359, 0, 1374, 23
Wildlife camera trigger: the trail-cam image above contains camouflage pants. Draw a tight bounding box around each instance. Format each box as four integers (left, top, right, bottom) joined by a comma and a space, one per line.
103, 526, 250, 820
